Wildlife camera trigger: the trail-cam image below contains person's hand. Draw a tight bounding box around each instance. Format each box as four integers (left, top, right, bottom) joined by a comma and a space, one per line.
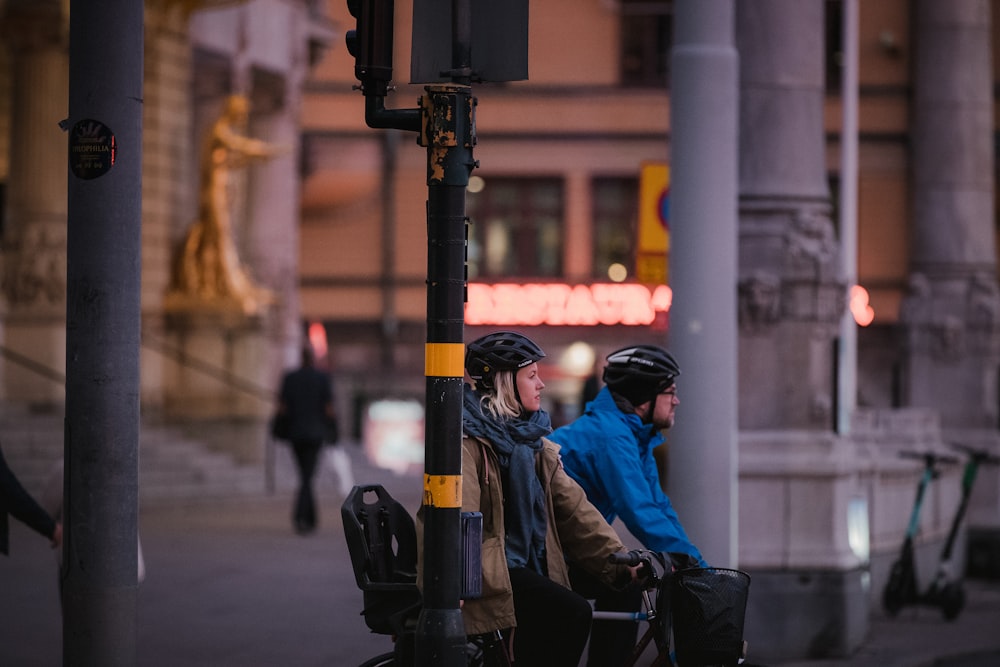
50, 522, 63, 549
609, 549, 653, 588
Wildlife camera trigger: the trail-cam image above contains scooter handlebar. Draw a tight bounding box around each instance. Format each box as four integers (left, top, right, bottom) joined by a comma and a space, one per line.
898, 450, 960, 465
949, 442, 1000, 465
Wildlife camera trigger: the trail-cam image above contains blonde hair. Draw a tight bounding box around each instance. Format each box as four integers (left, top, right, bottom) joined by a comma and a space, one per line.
479, 369, 522, 420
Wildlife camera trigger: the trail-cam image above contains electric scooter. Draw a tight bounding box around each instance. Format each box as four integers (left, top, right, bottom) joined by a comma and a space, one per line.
882, 444, 1000, 621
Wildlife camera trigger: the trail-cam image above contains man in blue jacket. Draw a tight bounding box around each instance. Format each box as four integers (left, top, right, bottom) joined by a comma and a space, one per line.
549, 344, 705, 666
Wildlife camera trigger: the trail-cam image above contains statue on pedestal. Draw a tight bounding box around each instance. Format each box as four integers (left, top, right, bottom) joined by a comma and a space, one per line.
166, 94, 287, 316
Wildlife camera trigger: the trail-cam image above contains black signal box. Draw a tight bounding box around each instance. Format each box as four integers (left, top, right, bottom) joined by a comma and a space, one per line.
410, 0, 528, 84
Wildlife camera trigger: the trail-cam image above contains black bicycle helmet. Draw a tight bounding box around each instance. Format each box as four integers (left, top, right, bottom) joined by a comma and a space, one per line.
466, 331, 546, 391
602, 344, 680, 405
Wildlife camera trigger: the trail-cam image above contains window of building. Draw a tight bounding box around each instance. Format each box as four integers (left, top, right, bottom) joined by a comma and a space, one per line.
621, 0, 673, 88
592, 177, 639, 281
466, 177, 563, 279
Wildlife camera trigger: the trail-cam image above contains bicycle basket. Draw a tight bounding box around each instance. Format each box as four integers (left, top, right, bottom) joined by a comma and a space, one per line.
668, 567, 750, 667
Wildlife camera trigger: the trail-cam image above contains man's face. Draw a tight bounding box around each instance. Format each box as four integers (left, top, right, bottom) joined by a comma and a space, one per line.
641, 384, 679, 430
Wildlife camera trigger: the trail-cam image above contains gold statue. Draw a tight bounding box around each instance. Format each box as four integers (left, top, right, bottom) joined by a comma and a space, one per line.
166, 95, 287, 315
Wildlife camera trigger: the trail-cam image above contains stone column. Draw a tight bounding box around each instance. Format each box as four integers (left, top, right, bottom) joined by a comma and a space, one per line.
246, 65, 304, 383
0, 0, 69, 404
140, 2, 196, 408
901, 0, 1000, 582
735, 1, 866, 661
737, 0, 842, 431
900, 0, 999, 430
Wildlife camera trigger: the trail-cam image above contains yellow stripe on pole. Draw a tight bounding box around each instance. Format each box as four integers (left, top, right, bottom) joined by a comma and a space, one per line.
423, 474, 462, 508
425, 342, 465, 377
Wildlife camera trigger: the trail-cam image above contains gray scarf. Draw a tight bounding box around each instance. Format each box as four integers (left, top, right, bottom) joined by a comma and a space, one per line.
463, 384, 552, 574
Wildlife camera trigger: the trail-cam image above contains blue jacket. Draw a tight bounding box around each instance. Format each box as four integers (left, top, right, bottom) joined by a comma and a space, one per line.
549, 387, 706, 565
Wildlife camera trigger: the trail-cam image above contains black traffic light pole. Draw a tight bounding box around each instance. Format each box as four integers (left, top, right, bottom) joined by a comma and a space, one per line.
347, 1, 473, 665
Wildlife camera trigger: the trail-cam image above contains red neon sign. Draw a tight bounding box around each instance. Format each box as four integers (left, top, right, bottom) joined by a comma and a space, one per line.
466, 283, 673, 326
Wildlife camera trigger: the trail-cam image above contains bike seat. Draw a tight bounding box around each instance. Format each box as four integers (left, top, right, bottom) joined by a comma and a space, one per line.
342, 484, 422, 635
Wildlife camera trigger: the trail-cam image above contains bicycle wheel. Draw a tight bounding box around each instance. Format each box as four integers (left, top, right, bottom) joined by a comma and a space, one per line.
358, 652, 396, 667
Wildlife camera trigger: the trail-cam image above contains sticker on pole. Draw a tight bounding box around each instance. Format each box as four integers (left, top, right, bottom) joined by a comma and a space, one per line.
69, 119, 116, 179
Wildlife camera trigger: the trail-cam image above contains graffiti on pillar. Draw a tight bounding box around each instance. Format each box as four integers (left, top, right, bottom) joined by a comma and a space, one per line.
1, 227, 65, 309
166, 95, 288, 316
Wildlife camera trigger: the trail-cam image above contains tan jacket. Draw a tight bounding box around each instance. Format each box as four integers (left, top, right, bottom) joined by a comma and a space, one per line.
456, 434, 629, 636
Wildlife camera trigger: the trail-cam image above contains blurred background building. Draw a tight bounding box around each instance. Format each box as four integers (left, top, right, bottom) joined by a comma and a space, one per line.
1, 0, 999, 661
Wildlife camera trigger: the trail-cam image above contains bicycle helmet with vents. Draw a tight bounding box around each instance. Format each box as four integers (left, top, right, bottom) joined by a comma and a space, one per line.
602, 344, 680, 405
466, 331, 546, 391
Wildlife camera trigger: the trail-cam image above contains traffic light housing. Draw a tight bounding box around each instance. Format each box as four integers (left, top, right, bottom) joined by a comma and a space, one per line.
346, 0, 395, 96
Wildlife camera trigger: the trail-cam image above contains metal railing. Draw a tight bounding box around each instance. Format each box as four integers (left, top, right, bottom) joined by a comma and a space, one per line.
1, 337, 280, 492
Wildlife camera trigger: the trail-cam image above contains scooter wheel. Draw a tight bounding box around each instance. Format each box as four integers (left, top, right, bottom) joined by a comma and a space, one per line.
883, 561, 906, 616
941, 582, 965, 621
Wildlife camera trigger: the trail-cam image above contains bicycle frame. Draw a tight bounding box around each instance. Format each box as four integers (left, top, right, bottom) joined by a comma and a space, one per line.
592, 587, 671, 667
594, 555, 673, 667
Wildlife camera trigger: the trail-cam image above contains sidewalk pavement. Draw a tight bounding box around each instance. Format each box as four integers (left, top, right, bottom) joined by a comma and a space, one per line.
768, 578, 1000, 667
2, 443, 999, 666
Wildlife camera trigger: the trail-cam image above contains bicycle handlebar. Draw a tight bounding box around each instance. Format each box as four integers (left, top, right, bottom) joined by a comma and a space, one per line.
609, 550, 646, 567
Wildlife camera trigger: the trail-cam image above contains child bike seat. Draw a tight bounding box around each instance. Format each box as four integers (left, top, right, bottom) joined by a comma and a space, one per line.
342, 484, 422, 635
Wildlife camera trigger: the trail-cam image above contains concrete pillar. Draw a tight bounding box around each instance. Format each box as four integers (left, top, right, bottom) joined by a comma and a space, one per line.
901, 0, 1000, 581
140, 2, 196, 408
735, 1, 866, 661
667, 0, 739, 568
246, 66, 304, 384
0, 0, 69, 404
736, 0, 842, 432
900, 0, 999, 430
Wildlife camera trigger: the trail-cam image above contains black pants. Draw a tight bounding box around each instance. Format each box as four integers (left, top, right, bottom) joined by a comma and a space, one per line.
569, 562, 642, 667
508, 567, 592, 667
290, 439, 322, 531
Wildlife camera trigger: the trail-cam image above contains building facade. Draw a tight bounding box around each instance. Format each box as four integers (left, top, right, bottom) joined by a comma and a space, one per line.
1, 0, 999, 661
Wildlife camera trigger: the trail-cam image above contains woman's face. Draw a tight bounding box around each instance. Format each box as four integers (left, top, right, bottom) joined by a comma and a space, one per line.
516, 362, 545, 413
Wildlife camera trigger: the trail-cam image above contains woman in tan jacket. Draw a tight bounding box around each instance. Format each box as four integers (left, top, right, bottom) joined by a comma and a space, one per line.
458, 331, 634, 667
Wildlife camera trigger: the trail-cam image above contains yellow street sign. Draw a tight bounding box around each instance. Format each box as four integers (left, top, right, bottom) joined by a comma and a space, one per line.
638, 161, 670, 284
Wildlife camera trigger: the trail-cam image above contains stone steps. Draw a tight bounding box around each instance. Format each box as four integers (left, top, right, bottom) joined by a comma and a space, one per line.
0, 405, 287, 503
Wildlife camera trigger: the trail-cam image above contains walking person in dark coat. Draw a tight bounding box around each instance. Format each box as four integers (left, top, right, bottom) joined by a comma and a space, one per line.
277, 346, 335, 535
1, 442, 61, 556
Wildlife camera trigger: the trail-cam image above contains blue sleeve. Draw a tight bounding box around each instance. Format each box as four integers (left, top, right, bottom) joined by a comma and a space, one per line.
598, 438, 707, 566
